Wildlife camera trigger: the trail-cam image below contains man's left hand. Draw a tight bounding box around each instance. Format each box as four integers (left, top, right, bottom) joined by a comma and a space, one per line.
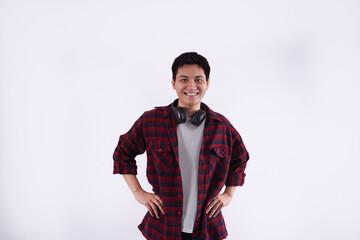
205, 192, 233, 218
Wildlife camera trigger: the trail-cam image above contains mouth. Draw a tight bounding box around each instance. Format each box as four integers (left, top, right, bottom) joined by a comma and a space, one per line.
184, 92, 199, 96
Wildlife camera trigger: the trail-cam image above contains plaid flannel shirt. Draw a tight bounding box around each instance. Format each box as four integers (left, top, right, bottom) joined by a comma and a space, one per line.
113, 101, 249, 240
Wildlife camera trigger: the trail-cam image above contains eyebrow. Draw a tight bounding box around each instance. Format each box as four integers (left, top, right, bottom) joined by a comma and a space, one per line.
178, 75, 204, 78
179, 75, 188, 78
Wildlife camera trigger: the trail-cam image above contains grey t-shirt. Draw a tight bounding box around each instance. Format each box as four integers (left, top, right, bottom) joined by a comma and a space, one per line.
177, 116, 205, 233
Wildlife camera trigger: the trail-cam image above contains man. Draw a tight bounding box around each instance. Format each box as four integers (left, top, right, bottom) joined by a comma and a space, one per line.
113, 52, 250, 240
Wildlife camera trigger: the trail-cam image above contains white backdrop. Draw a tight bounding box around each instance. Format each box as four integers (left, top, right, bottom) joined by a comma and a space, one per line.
1, 0, 360, 239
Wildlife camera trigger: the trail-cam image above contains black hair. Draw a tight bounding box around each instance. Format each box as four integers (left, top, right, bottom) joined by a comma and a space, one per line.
171, 52, 210, 81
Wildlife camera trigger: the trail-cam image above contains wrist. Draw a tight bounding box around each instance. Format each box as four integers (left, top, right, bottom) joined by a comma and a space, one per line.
132, 187, 144, 195
223, 192, 233, 198
224, 186, 236, 197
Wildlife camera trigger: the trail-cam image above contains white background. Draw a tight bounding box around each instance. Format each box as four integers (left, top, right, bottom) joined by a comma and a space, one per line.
1, 0, 360, 239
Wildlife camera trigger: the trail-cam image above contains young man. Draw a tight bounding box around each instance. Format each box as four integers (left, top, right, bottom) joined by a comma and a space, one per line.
113, 52, 250, 240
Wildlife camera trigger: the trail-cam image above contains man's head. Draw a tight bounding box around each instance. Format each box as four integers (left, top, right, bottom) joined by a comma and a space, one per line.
171, 52, 210, 81
171, 52, 211, 113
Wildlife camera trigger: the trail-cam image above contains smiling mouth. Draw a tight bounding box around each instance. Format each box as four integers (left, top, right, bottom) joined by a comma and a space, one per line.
184, 92, 199, 96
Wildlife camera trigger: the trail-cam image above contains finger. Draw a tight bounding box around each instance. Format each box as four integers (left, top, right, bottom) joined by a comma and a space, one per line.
209, 201, 223, 218
153, 195, 164, 209
206, 198, 218, 213
213, 207, 222, 218
206, 198, 216, 212
146, 204, 154, 217
149, 202, 159, 219
206, 198, 215, 207
152, 198, 164, 214
156, 203, 164, 215
154, 195, 163, 205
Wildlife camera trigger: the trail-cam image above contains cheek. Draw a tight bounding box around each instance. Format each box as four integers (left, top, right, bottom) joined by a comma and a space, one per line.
200, 86, 207, 92
176, 88, 183, 94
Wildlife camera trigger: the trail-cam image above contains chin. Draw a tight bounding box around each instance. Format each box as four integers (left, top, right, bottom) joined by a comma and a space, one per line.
180, 99, 201, 106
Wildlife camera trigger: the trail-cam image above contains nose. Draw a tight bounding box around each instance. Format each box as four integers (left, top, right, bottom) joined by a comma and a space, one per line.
186, 79, 197, 89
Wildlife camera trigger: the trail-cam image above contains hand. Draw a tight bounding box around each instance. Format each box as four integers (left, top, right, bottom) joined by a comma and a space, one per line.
205, 192, 233, 218
133, 189, 164, 219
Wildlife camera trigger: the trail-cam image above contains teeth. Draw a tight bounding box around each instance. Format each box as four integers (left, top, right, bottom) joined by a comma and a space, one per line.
185, 93, 198, 96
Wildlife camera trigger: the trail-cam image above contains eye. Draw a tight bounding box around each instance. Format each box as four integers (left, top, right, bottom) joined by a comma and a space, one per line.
195, 78, 203, 82
180, 79, 187, 82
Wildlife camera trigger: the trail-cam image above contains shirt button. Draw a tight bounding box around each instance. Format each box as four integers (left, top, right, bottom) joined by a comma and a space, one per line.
178, 194, 181, 198
178, 211, 181, 215
177, 176, 180, 179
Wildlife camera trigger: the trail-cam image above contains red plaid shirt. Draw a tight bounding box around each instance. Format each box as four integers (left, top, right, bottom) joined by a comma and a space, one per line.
113, 101, 249, 240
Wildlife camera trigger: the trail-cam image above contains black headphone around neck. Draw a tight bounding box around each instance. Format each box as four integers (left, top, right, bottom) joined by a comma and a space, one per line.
172, 99, 206, 126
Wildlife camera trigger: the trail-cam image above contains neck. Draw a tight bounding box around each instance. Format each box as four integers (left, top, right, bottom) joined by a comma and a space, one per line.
178, 103, 201, 117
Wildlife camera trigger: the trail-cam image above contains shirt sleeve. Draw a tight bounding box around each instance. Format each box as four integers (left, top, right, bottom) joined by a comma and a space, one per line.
226, 130, 250, 186
113, 115, 146, 175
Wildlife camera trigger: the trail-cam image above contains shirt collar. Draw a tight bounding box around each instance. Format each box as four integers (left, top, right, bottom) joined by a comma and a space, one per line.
155, 99, 222, 122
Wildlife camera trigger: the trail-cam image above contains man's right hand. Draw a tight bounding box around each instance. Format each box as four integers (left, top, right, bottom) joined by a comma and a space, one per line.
133, 189, 164, 219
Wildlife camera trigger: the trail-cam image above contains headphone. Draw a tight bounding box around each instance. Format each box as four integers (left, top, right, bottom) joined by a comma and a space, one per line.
172, 99, 206, 126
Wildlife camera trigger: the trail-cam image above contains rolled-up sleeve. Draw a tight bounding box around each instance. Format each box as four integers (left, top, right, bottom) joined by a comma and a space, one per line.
226, 131, 250, 186
113, 115, 146, 175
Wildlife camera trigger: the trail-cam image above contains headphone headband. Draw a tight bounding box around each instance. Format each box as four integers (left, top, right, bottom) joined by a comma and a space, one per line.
171, 99, 206, 126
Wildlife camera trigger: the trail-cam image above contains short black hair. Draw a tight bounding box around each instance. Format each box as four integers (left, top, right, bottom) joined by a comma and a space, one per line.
171, 52, 210, 81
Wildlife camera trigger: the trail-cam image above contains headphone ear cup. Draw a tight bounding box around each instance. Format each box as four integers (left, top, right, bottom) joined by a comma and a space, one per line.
191, 110, 206, 126
172, 107, 187, 124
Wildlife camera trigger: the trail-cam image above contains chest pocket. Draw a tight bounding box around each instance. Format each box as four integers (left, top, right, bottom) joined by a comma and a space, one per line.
149, 140, 175, 174
209, 146, 229, 179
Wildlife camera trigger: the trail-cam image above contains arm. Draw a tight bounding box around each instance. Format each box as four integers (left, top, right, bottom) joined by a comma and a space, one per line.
113, 116, 163, 218
223, 185, 237, 196
205, 186, 237, 218
113, 116, 146, 175
206, 130, 250, 218
122, 174, 164, 219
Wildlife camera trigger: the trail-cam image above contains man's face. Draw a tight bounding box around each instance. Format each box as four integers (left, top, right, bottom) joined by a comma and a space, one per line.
172, 64, 210, 109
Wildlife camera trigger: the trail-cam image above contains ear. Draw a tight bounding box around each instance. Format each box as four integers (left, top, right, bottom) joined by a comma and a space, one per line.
171, 78, 176, 89
206, 78, 210, 89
